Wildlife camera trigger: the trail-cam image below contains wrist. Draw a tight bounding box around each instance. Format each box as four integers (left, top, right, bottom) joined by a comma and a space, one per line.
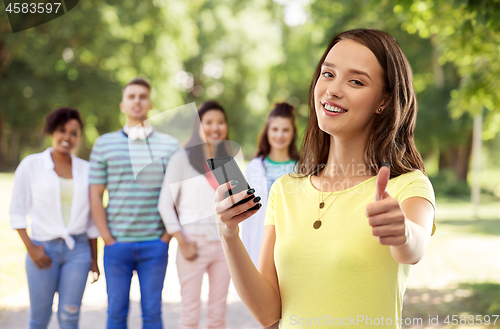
219, 226, 240, 241
172, 232, 186, 245
25, 241, 36, 252
177, 238, 188, 247
102, 235, 115, 244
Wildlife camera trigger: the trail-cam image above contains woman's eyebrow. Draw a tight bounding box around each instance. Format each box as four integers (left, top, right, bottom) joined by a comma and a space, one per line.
322, 62, 372, 81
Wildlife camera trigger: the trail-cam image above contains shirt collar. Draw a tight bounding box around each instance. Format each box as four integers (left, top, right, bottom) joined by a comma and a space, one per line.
123, 124, 154, 141
42, 147, 79, 174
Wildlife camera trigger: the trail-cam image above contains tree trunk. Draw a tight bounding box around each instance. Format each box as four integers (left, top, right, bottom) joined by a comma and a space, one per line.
10, 130, 20, 169
0, 115, 4, 170
438, 132, 473, 181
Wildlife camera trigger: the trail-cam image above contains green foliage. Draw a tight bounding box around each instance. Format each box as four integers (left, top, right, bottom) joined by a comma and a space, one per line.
392, 0, 500, 140
0, 0, 198, 164
1, 0, 499, 181
430, 169, 471, 197
404, 283, 500, 325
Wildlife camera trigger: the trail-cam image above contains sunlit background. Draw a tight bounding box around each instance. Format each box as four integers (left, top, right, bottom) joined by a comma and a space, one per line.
1, 0, 500, 328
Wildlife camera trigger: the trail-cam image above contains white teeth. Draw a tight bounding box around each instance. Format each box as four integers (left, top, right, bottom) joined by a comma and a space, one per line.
61, 141, 70, 146
324, 103, 346, 113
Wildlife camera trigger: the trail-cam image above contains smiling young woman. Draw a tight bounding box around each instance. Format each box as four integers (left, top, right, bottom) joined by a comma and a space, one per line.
214, 29, 436, 329
159, 100, 234, 329
242, 103, 299, 268
10, 107, 100, 329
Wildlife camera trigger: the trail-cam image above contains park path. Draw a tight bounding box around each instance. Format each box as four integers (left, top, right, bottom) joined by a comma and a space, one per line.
0, 240, 261, 329
0, 174, 260, 328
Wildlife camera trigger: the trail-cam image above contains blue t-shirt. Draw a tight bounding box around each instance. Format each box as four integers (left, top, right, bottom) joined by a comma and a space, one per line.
263, 156, 296, 195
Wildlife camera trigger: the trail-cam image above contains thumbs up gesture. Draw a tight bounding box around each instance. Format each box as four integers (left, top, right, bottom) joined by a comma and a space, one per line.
366, 165, 408, 247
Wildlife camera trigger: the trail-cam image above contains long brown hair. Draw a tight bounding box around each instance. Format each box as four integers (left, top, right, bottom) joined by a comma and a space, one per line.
255, 102, 300, 162
296, 29, 425, 178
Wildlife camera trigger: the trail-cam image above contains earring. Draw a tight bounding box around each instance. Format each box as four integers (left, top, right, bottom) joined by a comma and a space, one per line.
378, 108, 382, 112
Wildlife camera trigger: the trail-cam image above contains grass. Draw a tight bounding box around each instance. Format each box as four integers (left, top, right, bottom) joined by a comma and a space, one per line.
0, 173, 26, 306
403, 283, 500, 328
0, 220, 27, 301
1, 173, 500, 327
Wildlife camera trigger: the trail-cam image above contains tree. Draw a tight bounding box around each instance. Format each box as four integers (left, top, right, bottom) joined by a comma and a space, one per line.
0, 0, 198, 168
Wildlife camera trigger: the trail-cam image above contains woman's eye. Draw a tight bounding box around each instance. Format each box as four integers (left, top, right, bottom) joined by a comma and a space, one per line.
322, 71, 334, 78
351, 80, 363, 86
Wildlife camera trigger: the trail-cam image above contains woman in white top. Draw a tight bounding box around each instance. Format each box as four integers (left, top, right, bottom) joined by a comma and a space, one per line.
243, 102, 299, 267
10, 107, 100, 329
158, 100, 252, 329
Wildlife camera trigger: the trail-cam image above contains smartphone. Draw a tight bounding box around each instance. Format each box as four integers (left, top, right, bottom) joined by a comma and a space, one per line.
206, 157, 260, 211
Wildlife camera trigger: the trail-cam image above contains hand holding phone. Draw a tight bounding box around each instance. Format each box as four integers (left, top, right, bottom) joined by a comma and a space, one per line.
206, 157, 260, 211
213, 181, 261, 239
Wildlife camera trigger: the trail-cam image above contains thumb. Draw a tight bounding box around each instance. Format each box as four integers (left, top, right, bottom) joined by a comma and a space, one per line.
375, 164, 390, 201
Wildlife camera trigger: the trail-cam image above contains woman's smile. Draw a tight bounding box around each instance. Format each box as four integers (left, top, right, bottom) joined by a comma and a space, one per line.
321, 100, 348, 116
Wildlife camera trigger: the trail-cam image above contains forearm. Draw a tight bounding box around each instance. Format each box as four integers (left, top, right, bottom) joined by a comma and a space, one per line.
220, 234, 281, 326
16, 229, 35, 251
89, 193, 113, 241
171, 231, 186, 246
89, 238, 98, 261
390, 219, 430, 264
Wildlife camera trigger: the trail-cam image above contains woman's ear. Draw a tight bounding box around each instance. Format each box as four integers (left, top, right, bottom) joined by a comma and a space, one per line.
376, 93, 393, 114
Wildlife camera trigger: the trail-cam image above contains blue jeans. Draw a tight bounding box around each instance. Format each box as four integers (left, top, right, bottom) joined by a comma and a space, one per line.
25, 233, 91, 329
103, 239, 169, 329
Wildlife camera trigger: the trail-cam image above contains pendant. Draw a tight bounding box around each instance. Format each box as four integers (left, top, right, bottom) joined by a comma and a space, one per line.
319, 202, 324, 209
313, 220, 322, 229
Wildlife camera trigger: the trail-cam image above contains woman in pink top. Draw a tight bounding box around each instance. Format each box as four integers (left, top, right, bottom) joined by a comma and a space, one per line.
159, 100, 238, 329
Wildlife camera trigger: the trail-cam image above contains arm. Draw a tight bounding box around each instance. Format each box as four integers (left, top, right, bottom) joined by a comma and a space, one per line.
158, 172, 196, 259
172, 231, 197, 260
17, 229, 52, 269
367, 166, 435, 264
390, 197, 433, 264
216, 182, 281, 326
89, 184, 115, 246
88, 238, 100, 282
10, 160, 52, 269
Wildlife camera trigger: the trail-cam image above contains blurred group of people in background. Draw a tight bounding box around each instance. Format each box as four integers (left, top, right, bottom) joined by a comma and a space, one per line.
10, 76, 299, 329
10, 28, 436, 329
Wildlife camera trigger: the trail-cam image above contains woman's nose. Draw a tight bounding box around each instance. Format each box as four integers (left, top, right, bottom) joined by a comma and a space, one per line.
326, 79, 343, 99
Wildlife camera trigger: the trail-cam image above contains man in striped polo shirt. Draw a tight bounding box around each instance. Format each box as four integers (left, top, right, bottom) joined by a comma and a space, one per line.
89, 78, 179, 329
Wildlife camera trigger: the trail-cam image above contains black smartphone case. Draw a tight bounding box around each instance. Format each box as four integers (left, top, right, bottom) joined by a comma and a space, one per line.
206, 157, 260, 211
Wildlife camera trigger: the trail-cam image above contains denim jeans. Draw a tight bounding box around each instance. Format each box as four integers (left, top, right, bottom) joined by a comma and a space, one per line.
25, 233, 91, 329
103, 239, 169, 329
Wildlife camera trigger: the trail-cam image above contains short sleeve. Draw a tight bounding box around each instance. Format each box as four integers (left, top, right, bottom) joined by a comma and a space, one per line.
394, 171, 436, 235
89, 137, 107, 185
264, 179, 277, 226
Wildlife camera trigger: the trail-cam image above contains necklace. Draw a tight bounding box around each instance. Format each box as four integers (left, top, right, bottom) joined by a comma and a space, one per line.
313, 169, 365, 230
317, 165, 334, 209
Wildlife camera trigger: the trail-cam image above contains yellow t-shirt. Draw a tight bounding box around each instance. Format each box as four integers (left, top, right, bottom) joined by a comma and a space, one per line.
264, 170, 435, 328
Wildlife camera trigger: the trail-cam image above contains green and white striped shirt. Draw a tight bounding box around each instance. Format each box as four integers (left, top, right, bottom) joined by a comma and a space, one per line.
89, 130, 179, 242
